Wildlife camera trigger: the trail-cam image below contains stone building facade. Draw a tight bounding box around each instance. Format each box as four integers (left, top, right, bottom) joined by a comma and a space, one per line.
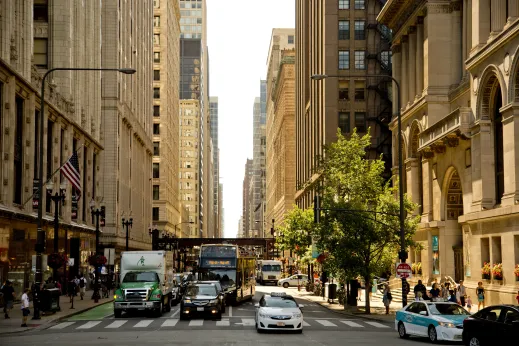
378, 0, 519, 304
265, 29, 296, 233
242, 159, 253, 237
0, 0, 104, 294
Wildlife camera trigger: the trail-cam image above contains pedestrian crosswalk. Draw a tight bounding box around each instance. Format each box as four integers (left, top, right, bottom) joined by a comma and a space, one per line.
47, 318, 391, 332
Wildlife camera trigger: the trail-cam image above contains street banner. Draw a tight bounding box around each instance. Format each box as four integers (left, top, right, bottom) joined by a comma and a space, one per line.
104, 248, 116, 265
32, 180, 39, 209
71, 194, 78, 219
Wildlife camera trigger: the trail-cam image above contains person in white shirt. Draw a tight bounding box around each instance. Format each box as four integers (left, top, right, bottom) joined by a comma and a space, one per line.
20, 288, 30, 327
458, 280, 467, 306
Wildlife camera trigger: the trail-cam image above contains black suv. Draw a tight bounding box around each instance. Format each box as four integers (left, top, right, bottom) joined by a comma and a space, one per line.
180, 283, 224, 320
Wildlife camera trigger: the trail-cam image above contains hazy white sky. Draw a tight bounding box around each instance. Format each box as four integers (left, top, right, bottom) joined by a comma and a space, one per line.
206, 0, 295, 237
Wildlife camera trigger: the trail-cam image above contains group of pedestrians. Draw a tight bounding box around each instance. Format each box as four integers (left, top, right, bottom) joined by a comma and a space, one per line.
1, 280, 30, 327
413, 279, 487, 311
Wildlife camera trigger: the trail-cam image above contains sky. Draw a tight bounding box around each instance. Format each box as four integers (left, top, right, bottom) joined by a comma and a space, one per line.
206, 0, 295, 238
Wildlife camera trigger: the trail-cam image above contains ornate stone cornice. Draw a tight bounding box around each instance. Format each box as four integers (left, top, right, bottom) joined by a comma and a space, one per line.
451, 0, 462, 12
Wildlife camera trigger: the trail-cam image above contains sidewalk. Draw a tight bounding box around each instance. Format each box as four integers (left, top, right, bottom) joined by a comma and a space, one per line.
295, 289, 402, 323
0, 294, 113, 336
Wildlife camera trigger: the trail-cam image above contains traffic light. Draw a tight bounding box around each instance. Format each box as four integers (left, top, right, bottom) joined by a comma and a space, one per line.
313, 195, 320, 223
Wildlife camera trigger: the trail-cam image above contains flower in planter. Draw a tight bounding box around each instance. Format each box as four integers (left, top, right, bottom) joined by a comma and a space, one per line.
48, 253, 68, 269
481, 262, 491, 279
417, 262, 422, 275
514, 264, 519, 280
411, 263, 417, 274
492, 263, 503, 280
87, 254, 107, 267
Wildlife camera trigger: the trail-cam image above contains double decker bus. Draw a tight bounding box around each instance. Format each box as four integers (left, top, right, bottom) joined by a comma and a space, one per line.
198, 244, 256, 305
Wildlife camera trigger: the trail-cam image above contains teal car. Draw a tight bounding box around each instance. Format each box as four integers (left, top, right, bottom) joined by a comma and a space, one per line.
395, 301, 470, 343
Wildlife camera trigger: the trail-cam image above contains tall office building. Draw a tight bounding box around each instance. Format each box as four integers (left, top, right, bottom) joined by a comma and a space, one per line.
151, 0, 184, 237
218, 182, 224, 238
179, 0, 210, 237
0, 0, 104, 291
242, 159, 253, 237
209, 97, 220, 238
295, 0, 392, 209
252, 87, 266, 238
265, 29, 296, 234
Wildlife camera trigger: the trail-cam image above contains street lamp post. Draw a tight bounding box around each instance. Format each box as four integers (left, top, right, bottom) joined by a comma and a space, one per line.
122, 218, 133, 251
33, 67, 136, 319
90, 200, 105, 303
46, 181, 67, 280
311, 73, 407, 307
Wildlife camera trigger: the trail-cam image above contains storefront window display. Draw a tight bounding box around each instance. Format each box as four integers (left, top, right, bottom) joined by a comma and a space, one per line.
432, 235, 440, 275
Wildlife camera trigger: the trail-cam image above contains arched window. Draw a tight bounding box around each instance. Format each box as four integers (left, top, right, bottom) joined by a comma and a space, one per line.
494, 88, 504, 204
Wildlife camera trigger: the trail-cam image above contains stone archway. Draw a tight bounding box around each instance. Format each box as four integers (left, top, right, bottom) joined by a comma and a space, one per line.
444, 169, 464, 282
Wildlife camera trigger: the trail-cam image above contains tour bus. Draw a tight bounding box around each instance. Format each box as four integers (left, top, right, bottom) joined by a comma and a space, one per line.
256, 260, 282, 285
197, 244, 256, 305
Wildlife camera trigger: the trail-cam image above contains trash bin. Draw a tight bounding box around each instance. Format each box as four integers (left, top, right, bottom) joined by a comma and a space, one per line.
328, 283, 337, 300
40, 288, 61, 313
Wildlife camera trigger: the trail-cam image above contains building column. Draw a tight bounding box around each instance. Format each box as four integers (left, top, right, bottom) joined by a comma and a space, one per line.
408, 27, 417, 102
416, 17, 424, 98
500, 104, 519, 206
451, 1, 462, 86
406, 158, 421, 215
508, 0, 519, 24
391, 44, 401, 115
490, 0, 507, 37
471, 0, 490, 51
421, 155, 434, 223
471, 120, 495, 211
401, 36, 409, 109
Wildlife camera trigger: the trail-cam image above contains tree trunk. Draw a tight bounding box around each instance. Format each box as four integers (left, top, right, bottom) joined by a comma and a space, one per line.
364, 275, 371, 314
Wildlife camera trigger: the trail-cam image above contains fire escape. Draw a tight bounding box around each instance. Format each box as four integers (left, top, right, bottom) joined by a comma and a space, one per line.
366, 14, 393, 180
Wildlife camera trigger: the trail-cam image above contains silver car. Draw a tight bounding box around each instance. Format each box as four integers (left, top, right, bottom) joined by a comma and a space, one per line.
277, 275, 308, 288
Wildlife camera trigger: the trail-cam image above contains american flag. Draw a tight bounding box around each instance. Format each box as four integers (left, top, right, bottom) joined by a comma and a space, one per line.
61, 152, 81, 199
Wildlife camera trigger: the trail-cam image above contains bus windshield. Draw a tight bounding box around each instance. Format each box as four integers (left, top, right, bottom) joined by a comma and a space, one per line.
200, 245, 237, 258
262, 264, 281, 272
199, 269, 236, 289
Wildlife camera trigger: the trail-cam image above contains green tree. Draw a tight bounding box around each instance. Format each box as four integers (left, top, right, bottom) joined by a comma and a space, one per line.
313, 129, 419, 313
276, 206, 315, 258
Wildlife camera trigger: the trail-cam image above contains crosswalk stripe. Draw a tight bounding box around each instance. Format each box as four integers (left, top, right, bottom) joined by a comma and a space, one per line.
161, 319, 179, 327
241, 318, 255, 326
51, 322, 75, 329
105, 320, 128, 329
315, 319, 337, 327
134, 320, 154, 328
365, 321, 389, 328
302, 321, 311, 327
188, 320, 204, 326
341, 321, 364, 328
216, 319, 230, 326
77, 321, 102, 329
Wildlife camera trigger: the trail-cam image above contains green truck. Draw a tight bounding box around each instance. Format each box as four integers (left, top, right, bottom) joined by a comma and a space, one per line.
113, 251, 174, 318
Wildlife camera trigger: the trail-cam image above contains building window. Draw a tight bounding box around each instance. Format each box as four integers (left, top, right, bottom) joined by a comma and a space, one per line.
153, 105, 160, 117
153, 0, 160, 9
154, 70, 160, 81
381, 51, 391, 69
288, 35, 294, 44
354, 0, 365, 10
153, 123, 160, 135
13, 97, 24, 204
339, 80, 349, 100
494, 88, 504, 204
153, 34, 160, 45
34, 0, 48, 21
339, 0, 350, 9
153, 207, 159, 221
354, 20, 365, 40
339, 50, 350, 70
355, 112, 366, 133
34, 38, 48, 68
154, 16, 160, 27
354, 51, 366, 70
154, 87, 160, 98
153, 163, 160, 178
153, 142, 160, 156
154, 52, 160, 63
339, 21, 350, 40
153, 185, 159, 200
354, 80, 365, 100
338, 112, 350, 133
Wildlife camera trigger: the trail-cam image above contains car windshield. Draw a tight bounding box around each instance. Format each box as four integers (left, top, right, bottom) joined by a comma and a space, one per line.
262, 265, 281, 272
427, 303, 469, 316
123, 272, 159, 283
263, 297, 298, 308
185, 285, 217, 296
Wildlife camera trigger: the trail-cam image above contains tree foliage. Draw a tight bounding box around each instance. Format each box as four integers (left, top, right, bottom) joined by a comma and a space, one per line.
276, 206, 315, 258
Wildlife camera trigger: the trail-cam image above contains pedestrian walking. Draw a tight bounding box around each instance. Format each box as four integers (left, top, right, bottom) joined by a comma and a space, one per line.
20, 288, 30, 327
458, 280, 467, 306
476, 281, 485, 310
1, 280, 14, 319
382, 284, 392, 315
78, 274, 86, 300
68, 278, 77, 303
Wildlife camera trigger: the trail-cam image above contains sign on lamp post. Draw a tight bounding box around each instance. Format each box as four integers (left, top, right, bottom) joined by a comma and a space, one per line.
395, 262, 413, 279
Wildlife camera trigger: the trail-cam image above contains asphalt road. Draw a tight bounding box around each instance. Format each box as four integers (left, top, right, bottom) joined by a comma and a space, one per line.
0, 285, 462, 346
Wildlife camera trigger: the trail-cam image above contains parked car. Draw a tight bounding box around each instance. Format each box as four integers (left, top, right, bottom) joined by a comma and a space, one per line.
277, 275, 308, 288
395, 301, 470, 342
462, 304, 519, 346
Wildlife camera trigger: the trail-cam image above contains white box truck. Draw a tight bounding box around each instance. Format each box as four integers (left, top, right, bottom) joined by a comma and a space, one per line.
256, 260, 282, 285
113, 251, 174, 317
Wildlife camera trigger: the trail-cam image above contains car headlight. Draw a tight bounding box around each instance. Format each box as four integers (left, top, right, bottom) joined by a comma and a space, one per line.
114, 294, 122, 300
292, 313, 302, 318
209, 299, 218, 304
184, 298, 191, 303
438, 322, 456, 328
259, 313, 267, 318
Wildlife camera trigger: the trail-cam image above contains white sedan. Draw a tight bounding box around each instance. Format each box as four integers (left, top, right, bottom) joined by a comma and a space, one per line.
254, 292, 304, 333
277, 274, 308, 288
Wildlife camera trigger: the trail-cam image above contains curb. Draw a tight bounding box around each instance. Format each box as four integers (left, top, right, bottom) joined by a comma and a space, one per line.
0, 299, 113, 336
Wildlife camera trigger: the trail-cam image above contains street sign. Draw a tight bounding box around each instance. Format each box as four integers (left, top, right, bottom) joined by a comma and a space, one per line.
395, 262, 413, 279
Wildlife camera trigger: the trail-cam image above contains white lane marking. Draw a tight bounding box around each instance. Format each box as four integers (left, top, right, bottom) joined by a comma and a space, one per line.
241, 318, 256, 326
228, 306, 232, 317
341, 321, 364, 328
302, 321, 311, 327
50, 322, 75, 329
161, 319, 179, 327
216, 319, 230, 326
315, 319, 338, 327
365, 321, 390, 328
76, 321, 102, 329
170, 309, 180, 318
188, 320, 204, 326
134, 320, 154, 328
307, 310, 325, 313
105, 320, 128, 329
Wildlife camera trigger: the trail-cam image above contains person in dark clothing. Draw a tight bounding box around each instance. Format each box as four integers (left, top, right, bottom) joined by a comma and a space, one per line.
413, 280, 427, 299
1, 280, 15, 319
